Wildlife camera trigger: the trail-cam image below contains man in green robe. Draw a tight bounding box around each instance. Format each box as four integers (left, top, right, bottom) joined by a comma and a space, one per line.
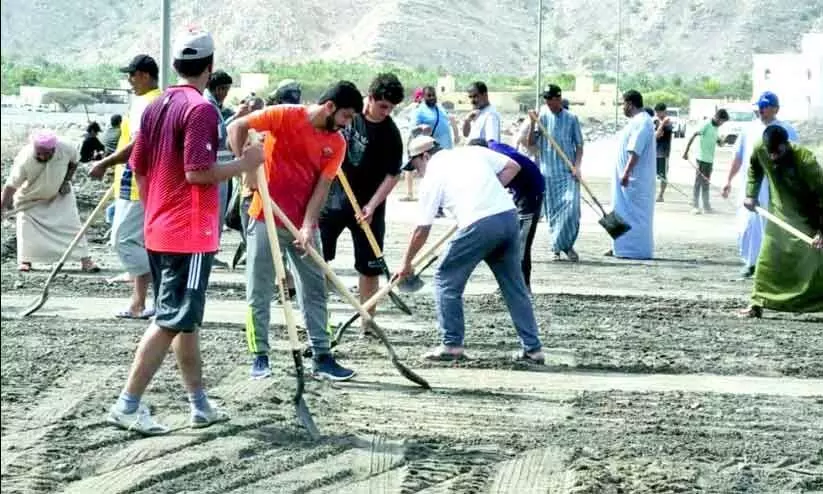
740, 125, 823, 318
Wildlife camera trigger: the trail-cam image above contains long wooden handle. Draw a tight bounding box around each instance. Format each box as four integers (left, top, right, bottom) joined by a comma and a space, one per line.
335, 169, 383, 256
266, 197, 377, 322
56, 186, 113, 267
534, 119, 605, 214
256, 166, 303, 348
755, 206, 815, 246
361, 223, 458, 312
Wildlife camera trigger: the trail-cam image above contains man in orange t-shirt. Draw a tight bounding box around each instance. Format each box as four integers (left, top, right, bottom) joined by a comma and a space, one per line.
227, 81, 363, 381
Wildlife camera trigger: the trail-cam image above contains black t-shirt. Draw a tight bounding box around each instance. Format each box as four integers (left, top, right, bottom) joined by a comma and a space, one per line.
79, 134, 105, 162
655, 119, 673, 158
325, 113, 403, 211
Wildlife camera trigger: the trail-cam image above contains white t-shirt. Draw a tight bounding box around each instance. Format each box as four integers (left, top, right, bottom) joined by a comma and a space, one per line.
467, 105, 501, 142
417, 146, 516, 228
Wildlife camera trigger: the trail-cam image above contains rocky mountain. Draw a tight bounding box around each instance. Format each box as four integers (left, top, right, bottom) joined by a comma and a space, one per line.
1, 0, 822, 78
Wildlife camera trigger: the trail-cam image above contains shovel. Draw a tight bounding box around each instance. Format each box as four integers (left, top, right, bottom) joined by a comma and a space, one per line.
267, 196, 431, 389
335, 170, 412, 315
16, 186, 114, 318
326, 223, 458, 353
256, 166, 320, 439
755, 206, 816, 246
536, 120, 631, 239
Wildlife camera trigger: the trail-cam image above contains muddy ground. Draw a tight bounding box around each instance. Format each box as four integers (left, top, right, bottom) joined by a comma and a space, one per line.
2, 134, 823, 493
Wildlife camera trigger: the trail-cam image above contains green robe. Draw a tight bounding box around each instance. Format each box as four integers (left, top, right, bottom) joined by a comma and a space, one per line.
747, 143, 823, 312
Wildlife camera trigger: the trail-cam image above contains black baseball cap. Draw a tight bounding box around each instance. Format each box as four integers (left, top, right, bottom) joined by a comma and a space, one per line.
119, 55, 159, 78
542, 84, 562, 99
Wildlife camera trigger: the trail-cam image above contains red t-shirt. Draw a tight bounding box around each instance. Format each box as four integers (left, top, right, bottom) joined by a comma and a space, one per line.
246, 105, 345, 228
131, 85, 220, 253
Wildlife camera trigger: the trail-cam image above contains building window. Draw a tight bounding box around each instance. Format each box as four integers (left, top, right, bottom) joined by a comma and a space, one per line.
764, 68, 771, 80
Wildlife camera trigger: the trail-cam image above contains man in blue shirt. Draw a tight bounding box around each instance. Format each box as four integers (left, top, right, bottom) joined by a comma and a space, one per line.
470, 138, 545, 291
411, 86, 456, 149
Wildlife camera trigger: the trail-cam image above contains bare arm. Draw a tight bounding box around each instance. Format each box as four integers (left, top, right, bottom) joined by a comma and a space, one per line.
1, 186, 16, 210
97, 142, 133, 169
366, 174, 401, 211
461, 117, 472, 138
497, 160, 521, 186
401, 225, 432, 269
623, 152, 640, 179
184, 158, 255, 185
683, 132, 699, 157
64, 161, 79, 183
303, 176, 333, 229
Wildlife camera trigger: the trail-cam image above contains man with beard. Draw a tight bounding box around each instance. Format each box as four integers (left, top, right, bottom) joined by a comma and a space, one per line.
411, 86, 457, 150
721, 91, 799, 278
320, 73, 404, 327
738, 125, 823, 318
607, 90, 656, 259
1, 132, 100, 273
228, 81, 363, 381
88, 54, 162, 318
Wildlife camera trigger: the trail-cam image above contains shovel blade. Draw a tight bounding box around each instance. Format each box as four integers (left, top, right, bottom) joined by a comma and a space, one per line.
290, 350, 320, 439
365, 320, 431, 389
388, 290, 413, 315
19, 291, 48, 318
598, 211, 631, 240
231, 242, 246, 270
397, 275, 424, 293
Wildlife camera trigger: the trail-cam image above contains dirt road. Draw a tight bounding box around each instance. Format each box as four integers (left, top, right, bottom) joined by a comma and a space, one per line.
2, 136, 822, 493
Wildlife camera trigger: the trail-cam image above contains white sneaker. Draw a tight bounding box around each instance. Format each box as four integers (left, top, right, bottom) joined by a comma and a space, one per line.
190, 403, 230, 429
691, 208, 702, 215
107, 403, 170, 436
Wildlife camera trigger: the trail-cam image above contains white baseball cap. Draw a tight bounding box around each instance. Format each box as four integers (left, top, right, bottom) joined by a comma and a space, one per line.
172, 30, 215, 61
403, 135, 438, 170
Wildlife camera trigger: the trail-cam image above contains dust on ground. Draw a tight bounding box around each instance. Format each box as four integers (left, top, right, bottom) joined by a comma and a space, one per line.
2, 116, 822, 493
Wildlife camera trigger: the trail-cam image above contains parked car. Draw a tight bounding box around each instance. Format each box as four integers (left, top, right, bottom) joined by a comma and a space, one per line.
718, 105, 757, 146
666, 107, 687, 138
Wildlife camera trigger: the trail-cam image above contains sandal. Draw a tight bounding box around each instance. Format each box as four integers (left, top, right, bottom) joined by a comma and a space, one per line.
603, 249, 614, 257
422, 345, 468, 362
737, 305, 763, 319
513, 349, 546, 365
81, 261, 101, 273
18, 262, 32, 272
565, 249, 579, 263
115, 308, 156, 320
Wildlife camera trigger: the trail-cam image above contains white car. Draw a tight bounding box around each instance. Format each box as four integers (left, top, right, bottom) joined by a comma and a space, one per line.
719, 106, 757, 146
666, 107, 687, 138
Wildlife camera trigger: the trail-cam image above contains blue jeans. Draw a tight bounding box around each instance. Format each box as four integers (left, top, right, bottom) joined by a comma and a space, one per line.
434, 209, 542, 352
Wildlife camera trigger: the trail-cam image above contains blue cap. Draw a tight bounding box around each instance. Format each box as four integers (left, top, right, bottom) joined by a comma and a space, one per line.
756, 91, 779, 110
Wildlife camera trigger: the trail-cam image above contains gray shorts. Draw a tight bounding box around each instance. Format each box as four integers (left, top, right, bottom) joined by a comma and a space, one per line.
149, 251, 213, 332
112, 199, 150, 276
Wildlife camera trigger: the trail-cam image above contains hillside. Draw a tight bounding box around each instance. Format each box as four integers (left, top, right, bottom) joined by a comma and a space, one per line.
1, 0, 822, 78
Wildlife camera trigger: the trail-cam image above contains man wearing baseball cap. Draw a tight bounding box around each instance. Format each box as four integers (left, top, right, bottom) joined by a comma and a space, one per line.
721, 90, 799, 278
89, 54, 162, 319
106, 30, 264, 435
395, 135, 545, 364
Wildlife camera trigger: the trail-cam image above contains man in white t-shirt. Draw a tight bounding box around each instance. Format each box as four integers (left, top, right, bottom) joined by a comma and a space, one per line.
395, 136, 545, 364
461, 81, 502, 142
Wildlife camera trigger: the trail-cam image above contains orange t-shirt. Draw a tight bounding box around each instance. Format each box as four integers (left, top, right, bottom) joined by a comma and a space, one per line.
246, 105, 345, 228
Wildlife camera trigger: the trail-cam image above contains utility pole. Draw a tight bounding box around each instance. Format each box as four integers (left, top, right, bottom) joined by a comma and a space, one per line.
535, 0, 544, 109
614, 0, 621, 125
160, 0, 171, 90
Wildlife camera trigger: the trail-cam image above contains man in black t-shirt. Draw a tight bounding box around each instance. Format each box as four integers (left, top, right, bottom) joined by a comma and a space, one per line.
320, 73, 404, 317
654, 102, 673, 202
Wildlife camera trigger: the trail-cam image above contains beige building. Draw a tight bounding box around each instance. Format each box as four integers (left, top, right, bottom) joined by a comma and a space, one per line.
752, 32, 823, 121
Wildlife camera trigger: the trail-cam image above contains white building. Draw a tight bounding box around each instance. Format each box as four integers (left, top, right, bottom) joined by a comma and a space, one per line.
751, 32, 823, 121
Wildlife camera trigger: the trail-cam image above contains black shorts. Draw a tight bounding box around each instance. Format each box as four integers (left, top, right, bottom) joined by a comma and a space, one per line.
148, 251, 214, 332
656, 156, 669, 181
319, 206, 385, 277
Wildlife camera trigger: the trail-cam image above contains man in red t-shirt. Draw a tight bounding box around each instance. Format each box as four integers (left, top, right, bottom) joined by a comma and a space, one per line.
106, 30, 263, 436
228, 81, 363, 381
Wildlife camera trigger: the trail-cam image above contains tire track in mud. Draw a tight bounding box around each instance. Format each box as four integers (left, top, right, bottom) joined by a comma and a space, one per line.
0, 365, 118, 494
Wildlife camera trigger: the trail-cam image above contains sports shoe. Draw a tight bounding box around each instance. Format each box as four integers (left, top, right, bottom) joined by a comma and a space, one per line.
190, 403, 230, 429
691, 207, 702, 215
739, 265, 755, 278
107, 403, 170, 436
565, 248, 579, 262
250, 355, 272, 379
312, 354, 356, 381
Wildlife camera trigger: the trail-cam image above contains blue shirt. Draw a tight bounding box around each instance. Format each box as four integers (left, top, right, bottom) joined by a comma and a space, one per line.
487, 141, 545, 212
536, 108, 584, 177
413, 104, 454, 149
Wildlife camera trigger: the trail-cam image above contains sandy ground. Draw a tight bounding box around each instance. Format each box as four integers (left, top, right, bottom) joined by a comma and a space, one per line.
2, 135, 822, 494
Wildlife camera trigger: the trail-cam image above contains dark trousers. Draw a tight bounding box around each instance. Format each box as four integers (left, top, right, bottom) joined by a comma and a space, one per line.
518, 195, 543, 289
692, 160, 714, 209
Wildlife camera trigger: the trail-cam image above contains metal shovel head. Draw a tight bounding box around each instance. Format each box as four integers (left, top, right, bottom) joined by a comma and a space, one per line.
364, 320, 431, 389
231, 242, 246, 270
397, 275, 424, 293
598, 211, 631, 240
290, 350, 320, 439
388, 289, 413, 314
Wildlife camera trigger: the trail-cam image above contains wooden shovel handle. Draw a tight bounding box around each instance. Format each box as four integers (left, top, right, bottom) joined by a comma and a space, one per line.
335, 169, 384, 256
755, 206, 815, 246
534, 119, 606, 216
362, 224, 458, 312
